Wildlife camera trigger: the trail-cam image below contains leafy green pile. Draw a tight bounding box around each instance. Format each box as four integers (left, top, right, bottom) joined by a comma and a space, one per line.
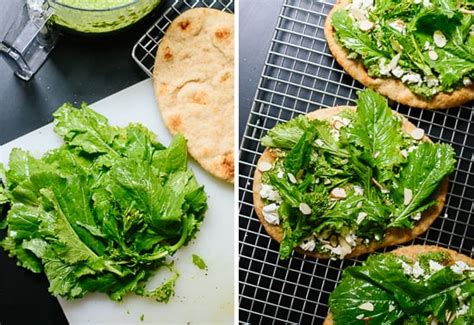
259, 89, 455, 259
329, 251, 474, 324
331, 0, 474, 98
0, 104, 207, 301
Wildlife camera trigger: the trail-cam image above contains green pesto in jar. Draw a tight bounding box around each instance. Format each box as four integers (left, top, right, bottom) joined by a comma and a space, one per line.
50, 0, 161, 34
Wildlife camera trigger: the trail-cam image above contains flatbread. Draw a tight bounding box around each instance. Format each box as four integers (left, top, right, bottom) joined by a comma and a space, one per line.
253, 106, 449, 259
324, 0, 474, 109
324, 245, 474, 325
154, 8, 234, 183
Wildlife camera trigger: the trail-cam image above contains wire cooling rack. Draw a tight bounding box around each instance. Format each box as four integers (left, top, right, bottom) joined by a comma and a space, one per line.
239, 0, 474, 323
132, 0, 234, 76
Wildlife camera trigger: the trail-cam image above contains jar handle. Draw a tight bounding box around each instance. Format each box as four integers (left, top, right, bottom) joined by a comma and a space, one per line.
0, 1, 57, 81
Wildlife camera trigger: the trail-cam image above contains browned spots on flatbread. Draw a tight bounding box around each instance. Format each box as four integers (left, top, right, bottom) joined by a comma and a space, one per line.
324, 245, 474, 325
159, 83, 168, 96
178, 20, 191, 31
214, 27, 231, 40
221, 151, 234, 179
324, 0, 474, 109
163, 47, 173, 61
253, 106, 450, 260
220, 72, 231, 83
168, 115, 182, 132
189, 91, 209, 105
154, 8, 234, 183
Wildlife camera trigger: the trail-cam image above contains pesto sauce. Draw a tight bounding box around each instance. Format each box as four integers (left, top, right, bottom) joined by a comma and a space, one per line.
50, 0, 161, 33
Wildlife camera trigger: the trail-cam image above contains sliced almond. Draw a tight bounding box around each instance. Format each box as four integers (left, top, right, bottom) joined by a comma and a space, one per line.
288, 173, 297, 184
299, 203, 312, 215
258, 161, 273, 172
410, 128, 425, 140
433, 30, 447, 48
330, 187, 347, 200
359, 20, 374, 32
404, 188, 413, 205
428, 50, 438, 61
358, 302, 374, 311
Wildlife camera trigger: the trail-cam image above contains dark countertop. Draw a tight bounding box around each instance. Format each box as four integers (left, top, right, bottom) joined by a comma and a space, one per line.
239, 0, 283, 140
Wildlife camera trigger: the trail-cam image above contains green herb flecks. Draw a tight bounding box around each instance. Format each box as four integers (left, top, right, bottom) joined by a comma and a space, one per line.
192, 254, 208, 271
0, 103, 207, 301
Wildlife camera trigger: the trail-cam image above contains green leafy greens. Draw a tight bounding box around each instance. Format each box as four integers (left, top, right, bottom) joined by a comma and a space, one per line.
331, 0, 474, 98
0, 103, 207, 302
329, 251, 474, 324
259, 89, 455, 259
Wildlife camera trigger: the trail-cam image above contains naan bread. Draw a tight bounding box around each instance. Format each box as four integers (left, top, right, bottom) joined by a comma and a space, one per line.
324, 245, 474, 325
253, 107, 449, 259
154, 8, 234, 182
324, 0, 474, 109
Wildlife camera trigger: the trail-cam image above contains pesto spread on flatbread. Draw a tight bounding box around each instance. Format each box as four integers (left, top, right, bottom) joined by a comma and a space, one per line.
253, 89, 455, 260
327, 0, 474, 106
326, 246, 474, 325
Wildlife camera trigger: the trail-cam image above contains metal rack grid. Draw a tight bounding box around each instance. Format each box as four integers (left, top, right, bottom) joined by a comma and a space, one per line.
132, 0, 234, 77
239, 0, 474, 324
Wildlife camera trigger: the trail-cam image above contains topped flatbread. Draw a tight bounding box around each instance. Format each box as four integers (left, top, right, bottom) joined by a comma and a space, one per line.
253, 89, 454, 260
154, 8, 234, 182
324, 0, 474, 109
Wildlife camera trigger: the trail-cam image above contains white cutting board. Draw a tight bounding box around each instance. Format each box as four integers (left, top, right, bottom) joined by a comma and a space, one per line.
0, 79, 234, 324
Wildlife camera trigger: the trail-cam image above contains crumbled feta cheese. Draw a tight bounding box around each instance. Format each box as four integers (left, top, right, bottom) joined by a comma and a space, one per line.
379, 58, 392, 76
288, 173, 297, 184
456, 304, 469, 316
389, 20, 406, 34
451, 261, 472, 274
463, 77, 472, 87
412, 261, 425, 278
324, 179, 331, 185
428, 50, 438, 61
299, 203, 312, 215
345, 232, 358, 247
374, 234, 381, 241
277, 171, 284, 179
401, 261, 413, 275
358, 302, 374, 311
407, 145, 417, 153
260, 184, 282, 203
400, 149, 408, 158
258, 161, 273, 172
389, 304, 395, 312
392, 66, 404, 78
423, 0, 432, 7
356, 314, 365, 320
455, 287, 461, 296
9, 230, 17, 238
425, 75, 439, 87
299, 237, 316, 251
424, 41, 431, 50
433, 30, 447, 48
330, 187, 347, 200
404, 188, 413, 205
359, 20, 375, 32
412, 213, 422, 221
402, 72, 422, 85
410, 128, 425, 140
262, 203, 280, 225
315, 139, 324, 147
357, 212, 367, 224
429, 260, 444, 273
353, 185, 364, 196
